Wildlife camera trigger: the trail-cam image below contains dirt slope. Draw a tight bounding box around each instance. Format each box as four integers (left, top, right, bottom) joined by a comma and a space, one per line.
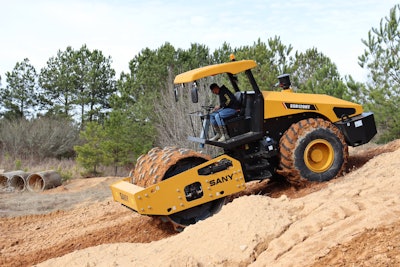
1, 140, 400, 267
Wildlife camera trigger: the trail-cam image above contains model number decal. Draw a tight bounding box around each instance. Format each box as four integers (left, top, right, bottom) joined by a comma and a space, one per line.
284, 103, 317, 110
209, 174, 233, 186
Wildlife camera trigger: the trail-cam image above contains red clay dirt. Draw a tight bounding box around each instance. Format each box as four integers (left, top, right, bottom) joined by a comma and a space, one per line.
0, 140, 399, 266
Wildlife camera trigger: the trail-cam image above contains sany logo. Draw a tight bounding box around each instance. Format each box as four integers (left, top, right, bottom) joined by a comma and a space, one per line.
209, 173, 234, 186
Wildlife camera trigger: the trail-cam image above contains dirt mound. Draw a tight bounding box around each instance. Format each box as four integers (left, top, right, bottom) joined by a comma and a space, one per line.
1, 140, 399, 266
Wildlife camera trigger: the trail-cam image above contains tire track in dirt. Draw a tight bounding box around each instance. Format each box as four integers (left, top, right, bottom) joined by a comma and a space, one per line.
311, 221, 400, 266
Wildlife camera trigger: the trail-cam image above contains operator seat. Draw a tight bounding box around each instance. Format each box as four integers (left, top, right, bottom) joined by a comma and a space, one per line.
227, 91, 246, 120
223, 91, 252, 138
234, 91, 246, 116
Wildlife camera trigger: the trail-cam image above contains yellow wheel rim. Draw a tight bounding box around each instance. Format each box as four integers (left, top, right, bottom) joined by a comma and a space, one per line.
304, 139, 334, 173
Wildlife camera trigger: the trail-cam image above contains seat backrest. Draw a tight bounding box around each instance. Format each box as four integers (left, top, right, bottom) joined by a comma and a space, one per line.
244, 91, 255, 118
234, 91, 247, 116
234, 91, 242, 103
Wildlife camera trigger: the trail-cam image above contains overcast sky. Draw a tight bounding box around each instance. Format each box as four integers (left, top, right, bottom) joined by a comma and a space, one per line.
1, 0, 399, 83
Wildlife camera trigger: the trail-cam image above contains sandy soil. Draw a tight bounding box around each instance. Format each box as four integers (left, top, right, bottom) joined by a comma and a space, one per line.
1, 140, 400, 267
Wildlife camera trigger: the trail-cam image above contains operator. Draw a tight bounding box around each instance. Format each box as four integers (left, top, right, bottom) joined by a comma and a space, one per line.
209, 83, 240, 142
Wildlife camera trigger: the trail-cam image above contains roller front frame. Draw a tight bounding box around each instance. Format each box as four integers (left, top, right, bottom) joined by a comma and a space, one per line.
110, 155, 246, 216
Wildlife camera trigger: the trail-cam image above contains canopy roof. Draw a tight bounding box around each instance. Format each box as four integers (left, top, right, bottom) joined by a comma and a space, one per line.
173, 60, 257, 84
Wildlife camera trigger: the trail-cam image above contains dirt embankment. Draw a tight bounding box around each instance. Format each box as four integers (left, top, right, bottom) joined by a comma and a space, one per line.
0, 140, 399, 267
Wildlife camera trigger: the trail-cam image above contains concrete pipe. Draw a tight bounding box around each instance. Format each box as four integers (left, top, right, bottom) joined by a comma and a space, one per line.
0, 171, 26, 192
9, 172, 30, 192
26, 170, 62, 192
0, 173, 9, 191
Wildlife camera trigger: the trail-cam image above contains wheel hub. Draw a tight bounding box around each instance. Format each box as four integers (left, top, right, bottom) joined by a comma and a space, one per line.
304, 139, 334, 173
310, 149, 323, 162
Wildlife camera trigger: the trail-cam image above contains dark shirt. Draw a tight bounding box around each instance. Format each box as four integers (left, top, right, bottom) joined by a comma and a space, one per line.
218, 85, 240, 109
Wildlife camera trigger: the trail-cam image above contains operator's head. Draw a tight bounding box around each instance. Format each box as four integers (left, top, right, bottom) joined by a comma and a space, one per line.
210, 83, 220, 94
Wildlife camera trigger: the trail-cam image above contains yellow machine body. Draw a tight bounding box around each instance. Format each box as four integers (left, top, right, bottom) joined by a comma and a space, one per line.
262, 90, 364, 122
110, 155, 245, 216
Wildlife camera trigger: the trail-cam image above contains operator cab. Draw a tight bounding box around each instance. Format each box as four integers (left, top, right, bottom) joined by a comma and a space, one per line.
174, 56, 267, 149
188, 74, 264, 150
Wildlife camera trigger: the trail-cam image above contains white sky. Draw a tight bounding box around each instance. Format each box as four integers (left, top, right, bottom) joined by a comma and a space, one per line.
1, 0, 399, 83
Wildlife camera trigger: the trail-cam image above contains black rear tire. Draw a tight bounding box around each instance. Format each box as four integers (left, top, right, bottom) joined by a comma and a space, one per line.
279, 118, 348, 183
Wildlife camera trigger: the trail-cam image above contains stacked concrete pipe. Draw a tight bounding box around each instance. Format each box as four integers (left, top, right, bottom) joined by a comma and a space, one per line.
26, 170, 62, 192
0, 171, 29, 192
9, 171, 30, 192
0, 173, 8, 191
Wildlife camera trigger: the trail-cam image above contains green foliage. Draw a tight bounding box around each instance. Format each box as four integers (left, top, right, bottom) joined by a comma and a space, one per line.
74, 122, 105, 174
1, 58, 38, 119
358, 4, 400, 142
116, 44, 176, 124
292, 48, 348, 99
235, 36, 294, 91
14, 159, 22, 170
39, 45, 116, 126
74, 45, 116, 124
176, 43, 212, 72
74, 110, 155, 175
38, 47, 77, 118
212, 42, 234, 64
57, 166, 73, 182
102, 110, 154, 175
344, 75, 370, 104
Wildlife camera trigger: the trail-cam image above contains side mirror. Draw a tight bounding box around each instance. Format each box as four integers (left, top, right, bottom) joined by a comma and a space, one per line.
191, 84, 199, 103
174, 87, 179, 102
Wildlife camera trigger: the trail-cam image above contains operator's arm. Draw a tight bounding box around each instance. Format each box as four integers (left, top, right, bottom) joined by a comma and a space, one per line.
214, 96, 229, 111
